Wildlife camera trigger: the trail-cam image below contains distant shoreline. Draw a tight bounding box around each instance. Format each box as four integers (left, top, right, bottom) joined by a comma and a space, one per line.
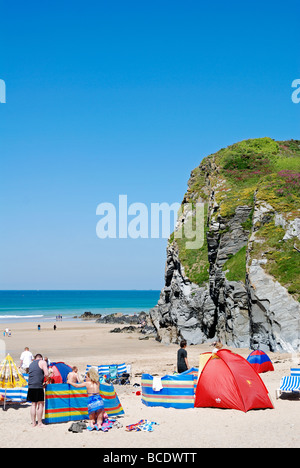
0, 309, 150, 326
0, 290, 159, 325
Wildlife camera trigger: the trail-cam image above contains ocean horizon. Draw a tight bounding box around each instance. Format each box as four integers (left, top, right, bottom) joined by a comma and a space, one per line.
0, 290, 161, 323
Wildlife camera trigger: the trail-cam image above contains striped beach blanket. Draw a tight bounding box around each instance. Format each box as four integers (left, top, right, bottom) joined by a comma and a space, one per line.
45, 382, 124, 424
141, 373, 195, 409
0, 374, 28, 402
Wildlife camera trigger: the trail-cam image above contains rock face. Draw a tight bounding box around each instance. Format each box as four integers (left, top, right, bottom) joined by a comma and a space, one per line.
149, 138, 300, 352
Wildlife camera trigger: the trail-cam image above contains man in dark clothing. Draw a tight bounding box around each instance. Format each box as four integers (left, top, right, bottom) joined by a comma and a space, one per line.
27, 354, 49, 427
177, 339, 189, 373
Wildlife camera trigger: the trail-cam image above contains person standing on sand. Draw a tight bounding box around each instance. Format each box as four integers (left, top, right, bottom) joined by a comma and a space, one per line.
177, 339, 189, 373
20, 347, 34, 373
69, 368, 105, 431
26, 354, 49, 427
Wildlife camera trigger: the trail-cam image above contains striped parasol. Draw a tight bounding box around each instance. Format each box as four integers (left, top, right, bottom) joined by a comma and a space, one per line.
0, 354, 27, 409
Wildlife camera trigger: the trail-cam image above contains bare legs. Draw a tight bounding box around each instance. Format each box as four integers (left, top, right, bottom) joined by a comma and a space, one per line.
30, 401, 45, 427
96, 409, 105, 428
88, 412, 96, 429
88, 409, 105, 430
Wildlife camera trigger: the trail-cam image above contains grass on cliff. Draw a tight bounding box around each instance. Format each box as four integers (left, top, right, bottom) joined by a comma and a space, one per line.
222, 246, 247, 283
176, 137, 300, 291
214, 138, 300, 218
251, 219, 300, 301
172, 203, 210, 286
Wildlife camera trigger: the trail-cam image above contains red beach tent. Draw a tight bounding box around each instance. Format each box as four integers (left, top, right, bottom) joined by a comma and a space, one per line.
48, 362, 73, 384
246, 350, 274, 373
194, 349, 274, 412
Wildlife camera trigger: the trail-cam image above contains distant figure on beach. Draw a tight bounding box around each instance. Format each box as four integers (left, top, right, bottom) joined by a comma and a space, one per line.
37, 324, 41, 331
26, 354, 49, 427
67, 366, 81, 384
69, 368, 105, 431
53, 324, 57, 331
177, 339, 189, 373
20, 347, 34, 373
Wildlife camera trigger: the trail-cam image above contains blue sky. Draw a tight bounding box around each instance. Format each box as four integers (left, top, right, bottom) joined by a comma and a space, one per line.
1, 0, 299, 290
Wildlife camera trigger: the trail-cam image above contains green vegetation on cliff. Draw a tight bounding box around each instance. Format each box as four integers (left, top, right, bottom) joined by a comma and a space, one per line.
173, 203, 210, 286
251, 219, 300, 300
172, 137, 300, 295
222, 246, 247, 282
214, 138, 300, 218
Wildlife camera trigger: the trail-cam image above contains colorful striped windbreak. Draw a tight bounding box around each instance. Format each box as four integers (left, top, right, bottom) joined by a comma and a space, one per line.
85, 363, 128, 377
141, 373, 195, 409
45, 383, 124, 424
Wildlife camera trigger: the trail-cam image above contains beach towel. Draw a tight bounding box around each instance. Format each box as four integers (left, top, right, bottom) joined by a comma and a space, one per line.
152, 377, 163, 391
125, 419, 159, 432
101, 417, 116, 432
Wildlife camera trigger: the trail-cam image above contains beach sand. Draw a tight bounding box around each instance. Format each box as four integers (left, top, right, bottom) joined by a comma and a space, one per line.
0, 320, 299, 449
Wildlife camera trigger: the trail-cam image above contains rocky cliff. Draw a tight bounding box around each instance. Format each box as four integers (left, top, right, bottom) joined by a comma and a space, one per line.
150, 138, 300, 352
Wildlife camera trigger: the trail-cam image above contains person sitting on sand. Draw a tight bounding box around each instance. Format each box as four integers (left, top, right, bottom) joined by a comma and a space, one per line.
69, 368, 105, 431
67, 366, 81, 384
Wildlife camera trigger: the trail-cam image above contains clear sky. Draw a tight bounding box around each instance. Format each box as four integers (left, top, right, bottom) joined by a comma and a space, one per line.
1, 0, 299, 290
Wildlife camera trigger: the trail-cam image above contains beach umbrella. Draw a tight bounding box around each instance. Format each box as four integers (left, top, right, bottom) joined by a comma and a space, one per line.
0, 354, 28, 410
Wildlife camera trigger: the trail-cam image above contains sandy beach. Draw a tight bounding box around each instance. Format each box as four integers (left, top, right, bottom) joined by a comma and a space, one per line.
0, 319, 299, 449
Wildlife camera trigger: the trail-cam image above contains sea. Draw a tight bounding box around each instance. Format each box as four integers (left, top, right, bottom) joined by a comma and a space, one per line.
0, 290, 161, 324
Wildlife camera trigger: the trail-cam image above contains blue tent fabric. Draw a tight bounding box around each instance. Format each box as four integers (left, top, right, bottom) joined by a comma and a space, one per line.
247, 353, 270, 365
246, 350, 274, 373
50, 362, 73, 383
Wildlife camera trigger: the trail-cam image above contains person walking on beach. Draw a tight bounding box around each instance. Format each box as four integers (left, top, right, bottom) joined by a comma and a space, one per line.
27, 354, 49, 427
20, 347, 34, 373
177, 339, 189, 373
69, 368, 105, 431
